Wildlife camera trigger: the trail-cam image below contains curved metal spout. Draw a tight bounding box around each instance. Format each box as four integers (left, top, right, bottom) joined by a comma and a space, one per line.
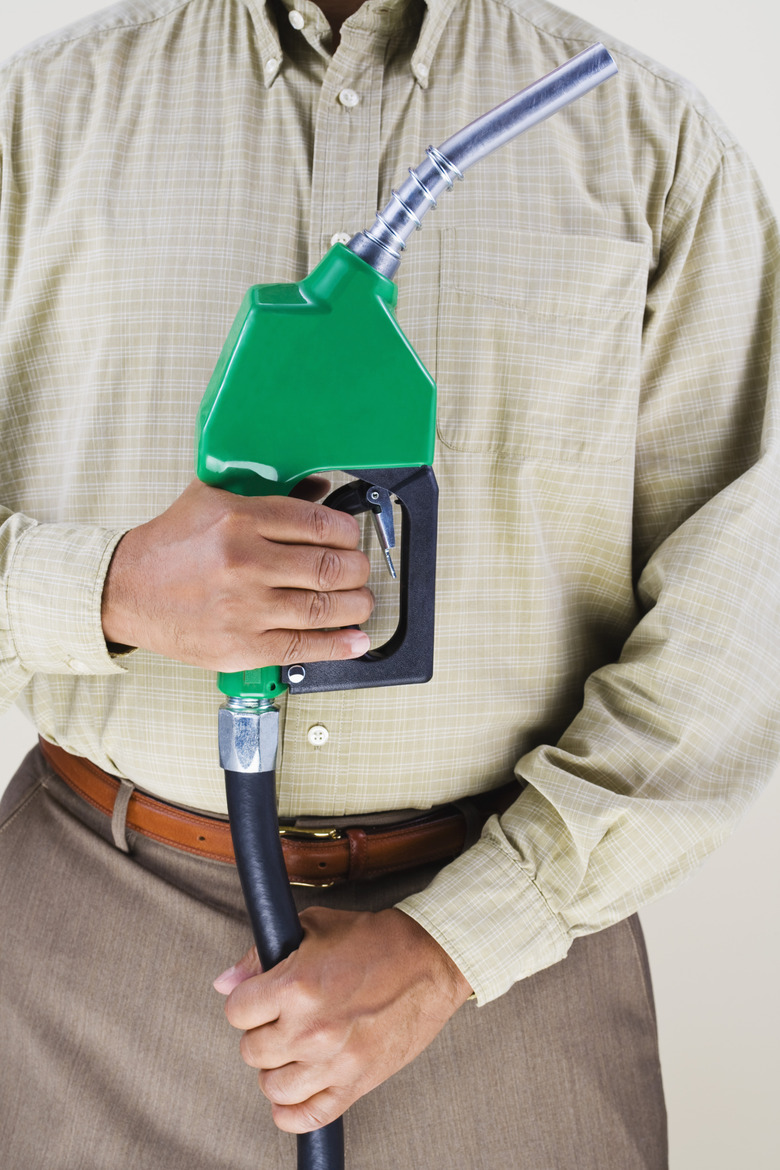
347, 43, 617, 278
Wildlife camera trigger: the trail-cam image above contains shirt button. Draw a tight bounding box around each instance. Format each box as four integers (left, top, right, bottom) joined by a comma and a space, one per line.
330, 231, 352, 247
338, 88, 360, 108
288, 10, 305, 29
307, 724, 329, 747
265, 57, 280, 74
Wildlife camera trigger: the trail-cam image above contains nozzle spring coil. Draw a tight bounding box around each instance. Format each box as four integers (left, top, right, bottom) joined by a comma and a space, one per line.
425, 145, 464, 189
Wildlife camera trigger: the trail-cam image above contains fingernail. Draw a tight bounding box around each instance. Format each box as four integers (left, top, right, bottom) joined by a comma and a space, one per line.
213, 965, 239, 992
347, 631, 370, 655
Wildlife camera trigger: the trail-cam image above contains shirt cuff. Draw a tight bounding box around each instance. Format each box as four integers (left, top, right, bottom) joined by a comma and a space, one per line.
5, 518, 131, 675
395, 813, 570, 1004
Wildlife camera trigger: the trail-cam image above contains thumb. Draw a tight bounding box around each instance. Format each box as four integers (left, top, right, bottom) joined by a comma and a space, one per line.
213, 944, 263, 995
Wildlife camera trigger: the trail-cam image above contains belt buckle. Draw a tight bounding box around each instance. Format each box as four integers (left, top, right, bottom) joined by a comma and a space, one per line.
278, 824, 344, 888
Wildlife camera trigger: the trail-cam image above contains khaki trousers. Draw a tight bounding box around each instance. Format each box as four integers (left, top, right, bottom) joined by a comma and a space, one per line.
0, 746, 667, 1168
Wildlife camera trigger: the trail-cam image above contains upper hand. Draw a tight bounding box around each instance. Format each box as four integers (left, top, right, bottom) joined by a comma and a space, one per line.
214, 907, 473, 1132
101, 478, 373, 670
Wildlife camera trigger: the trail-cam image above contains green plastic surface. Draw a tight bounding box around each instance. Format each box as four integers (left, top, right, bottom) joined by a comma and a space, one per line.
195, 244, 437, 700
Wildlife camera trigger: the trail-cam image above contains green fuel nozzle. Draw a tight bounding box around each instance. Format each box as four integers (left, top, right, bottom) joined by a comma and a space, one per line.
196, 242, 438, 702
196, 43, 617, 705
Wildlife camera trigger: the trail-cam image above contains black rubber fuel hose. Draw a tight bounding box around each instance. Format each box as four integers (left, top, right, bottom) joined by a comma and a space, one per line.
224, 769, 346, 1170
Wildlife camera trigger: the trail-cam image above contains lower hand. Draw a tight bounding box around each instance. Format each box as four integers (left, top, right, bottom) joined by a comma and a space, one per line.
213, 907, 473, 1132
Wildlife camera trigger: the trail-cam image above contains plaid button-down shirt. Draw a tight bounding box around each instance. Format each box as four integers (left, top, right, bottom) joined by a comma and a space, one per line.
1, 0, 778, 1001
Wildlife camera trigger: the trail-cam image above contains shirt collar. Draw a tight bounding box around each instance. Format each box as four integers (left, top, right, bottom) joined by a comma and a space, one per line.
244, 0, 461, 88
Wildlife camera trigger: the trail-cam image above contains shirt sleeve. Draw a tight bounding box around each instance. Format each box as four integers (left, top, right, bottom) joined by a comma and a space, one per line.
0, 82, 133, 714
398, 138, 780, 1003
1, 509, 130, 710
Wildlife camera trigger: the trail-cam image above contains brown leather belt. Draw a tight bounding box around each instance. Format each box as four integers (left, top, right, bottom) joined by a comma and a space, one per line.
39, 738, 521, 887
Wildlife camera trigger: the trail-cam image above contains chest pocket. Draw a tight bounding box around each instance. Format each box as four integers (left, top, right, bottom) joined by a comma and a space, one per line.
436, 228, 649, 462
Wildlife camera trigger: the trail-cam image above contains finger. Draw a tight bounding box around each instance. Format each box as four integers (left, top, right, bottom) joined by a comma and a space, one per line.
225, 975, 282, 1032
213, 945, 263, 995
238, 1007, 342, 1072
289, 475, 331, 502
213, 626, 370, 674
245, 495, 361, 550
257, 627, 370, 669
262, 584, 374, 633
255, 545, 371, 593
270, 1087, 350, 1135
258, 1061, 331, 1107
238, 1024, 290, 1073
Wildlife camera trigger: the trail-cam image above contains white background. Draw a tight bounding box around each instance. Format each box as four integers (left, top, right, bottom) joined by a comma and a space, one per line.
1, 3, 778, 1167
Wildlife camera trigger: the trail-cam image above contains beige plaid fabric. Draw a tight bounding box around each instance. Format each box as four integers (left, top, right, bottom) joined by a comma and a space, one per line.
1, 0, 778, 1002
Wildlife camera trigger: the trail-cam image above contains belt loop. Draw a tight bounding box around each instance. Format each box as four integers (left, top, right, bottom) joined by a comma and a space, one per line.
452, 798, 485, 853
346, 827, 369, 881
111, 779, 136, 853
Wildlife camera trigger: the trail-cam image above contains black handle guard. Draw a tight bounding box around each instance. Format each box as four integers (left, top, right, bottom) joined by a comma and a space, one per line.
284, 465, 438, 693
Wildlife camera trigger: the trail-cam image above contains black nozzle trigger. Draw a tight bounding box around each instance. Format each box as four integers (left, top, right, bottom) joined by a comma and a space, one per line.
324, 480, 397, 579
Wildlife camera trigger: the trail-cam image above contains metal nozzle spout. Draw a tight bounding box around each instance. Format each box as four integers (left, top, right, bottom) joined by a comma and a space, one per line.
347, 43, 618, 279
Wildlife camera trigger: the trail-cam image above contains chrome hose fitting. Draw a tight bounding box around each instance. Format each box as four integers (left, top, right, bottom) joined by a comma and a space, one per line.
218, 696, 280, 773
